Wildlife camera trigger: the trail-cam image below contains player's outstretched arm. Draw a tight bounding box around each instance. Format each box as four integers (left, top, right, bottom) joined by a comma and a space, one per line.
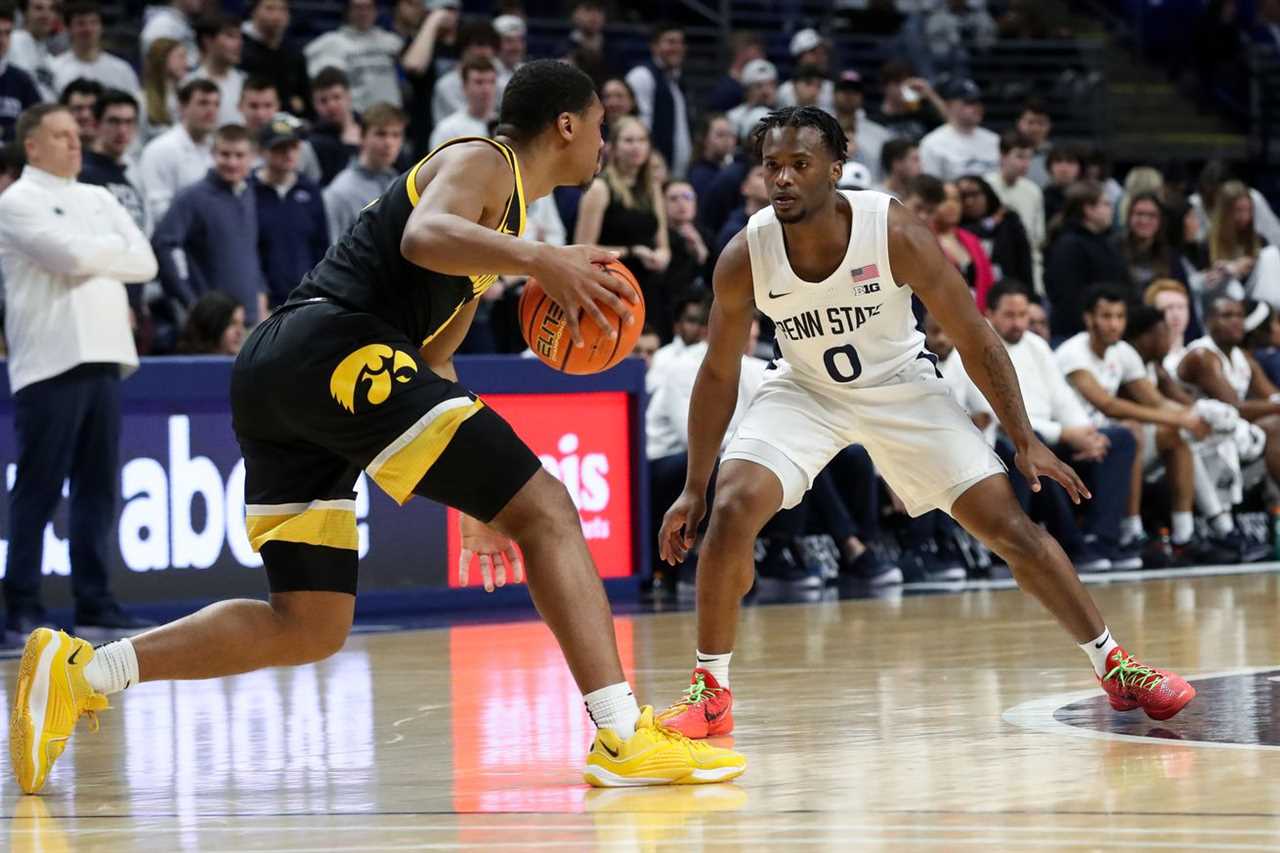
659, 230, 756, 565
400, 142, 635, 346
888, 202, 1090, 503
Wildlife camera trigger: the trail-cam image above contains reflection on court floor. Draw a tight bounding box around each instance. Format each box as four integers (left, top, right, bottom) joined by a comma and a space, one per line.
5, 571, 1280, 851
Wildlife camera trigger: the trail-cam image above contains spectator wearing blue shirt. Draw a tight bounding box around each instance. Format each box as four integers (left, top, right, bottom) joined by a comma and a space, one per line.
0, 7, 41, 146
152, 123, 269, 324
252, 114, 328, 307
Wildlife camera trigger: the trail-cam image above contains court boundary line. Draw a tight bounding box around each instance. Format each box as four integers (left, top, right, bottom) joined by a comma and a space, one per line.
1002, 665, 1280, 752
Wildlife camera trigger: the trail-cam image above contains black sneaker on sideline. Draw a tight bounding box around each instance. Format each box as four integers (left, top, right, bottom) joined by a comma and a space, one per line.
843, 547, 904, 586
75, 603, 157, 640
756, 538, 822, 588
1068, 541, 1113, 573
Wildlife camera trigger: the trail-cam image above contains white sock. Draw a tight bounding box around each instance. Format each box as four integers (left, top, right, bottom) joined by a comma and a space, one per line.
1120, 515, 1144, 542
695, 649, 732, 687
1171, 511, 1195, 545
584, 682, 640, 738
82, 638, 139, 696
1079, 627, 1119, 678
1210, 512, 1235, 537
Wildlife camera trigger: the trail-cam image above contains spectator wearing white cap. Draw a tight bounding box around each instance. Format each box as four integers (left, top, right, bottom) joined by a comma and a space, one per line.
304, 0, 404, 112
492, 14, 525, 91
725, 58, 777, 141
918, 78, 999, 181
776, 28, 834, 112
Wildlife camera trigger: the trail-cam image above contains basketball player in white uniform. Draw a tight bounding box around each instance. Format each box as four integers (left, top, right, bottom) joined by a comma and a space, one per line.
655, 108, 1194, 739
1179, 295, 1280, 484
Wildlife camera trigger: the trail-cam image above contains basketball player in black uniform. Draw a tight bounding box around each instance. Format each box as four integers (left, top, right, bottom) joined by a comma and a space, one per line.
12, 60, 746, 794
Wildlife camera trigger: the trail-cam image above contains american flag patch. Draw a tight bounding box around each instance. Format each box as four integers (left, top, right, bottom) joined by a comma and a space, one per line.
851, 264, 879, 283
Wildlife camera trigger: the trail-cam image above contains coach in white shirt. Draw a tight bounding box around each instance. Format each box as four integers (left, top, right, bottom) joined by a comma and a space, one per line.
0, 103, 157, 637
138, 78, 218, 224
918, 79, 999, 182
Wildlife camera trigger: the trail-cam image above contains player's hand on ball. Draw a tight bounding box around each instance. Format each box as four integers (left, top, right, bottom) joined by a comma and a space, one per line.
660, 490, 707, 565
1015, 440, 1092, 505
530, 244, 637, 347
458, 513, 525, 592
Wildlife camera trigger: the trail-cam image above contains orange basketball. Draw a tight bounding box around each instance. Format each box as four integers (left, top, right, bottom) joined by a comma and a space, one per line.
520, 259, 646, 374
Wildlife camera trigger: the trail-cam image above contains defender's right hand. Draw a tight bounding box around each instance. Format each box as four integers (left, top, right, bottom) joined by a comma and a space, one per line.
529, 244, 637, 348
660, 490, 707, 566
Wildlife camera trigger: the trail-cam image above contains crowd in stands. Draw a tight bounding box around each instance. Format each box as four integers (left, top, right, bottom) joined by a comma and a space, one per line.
0, 0, 1277, 596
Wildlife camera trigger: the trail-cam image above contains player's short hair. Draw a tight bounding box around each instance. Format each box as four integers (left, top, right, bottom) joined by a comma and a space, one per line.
213, 123, 252, 146
242, 75, 279, 97
361, 102, 408, 131
195, 12, 240, 45
310, 66, 350, 93
879, 59, 915, 85
649, 20, 682, 42
458, 19, 500, 52
0, 4, 16, 23
1143, 279, 1188, 307
93, 88, 138, 121
749, 106, 847, 162
985, 279, 1031, 312
1020, 97, 1050, 119
673, 292, 708, 320
59, 77, 104, 104
1047, 143, 1085, 167
15, 103, 69, 149
1205, 294, 1243, 319
999, 130, 1034, 156
904, 173, 944, 206
880, 137, 916, 175
1124, 304, 1166, 342
178, 77, 219, 105
495, 59, 596, 145
460, 56, 497, 84
1082, 283, 1130, 314
62, 0, 100, 24
791, 63, 826, 84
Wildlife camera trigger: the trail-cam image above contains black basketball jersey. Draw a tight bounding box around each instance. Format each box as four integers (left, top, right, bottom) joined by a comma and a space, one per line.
290, 137, 527, 346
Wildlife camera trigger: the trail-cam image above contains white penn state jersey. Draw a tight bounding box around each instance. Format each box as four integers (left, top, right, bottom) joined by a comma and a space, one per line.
1185, 335, 1252, 401
746, 190, 926, 389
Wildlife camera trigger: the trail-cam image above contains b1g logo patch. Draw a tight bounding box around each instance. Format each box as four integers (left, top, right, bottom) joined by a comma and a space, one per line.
330, 344, 418, 413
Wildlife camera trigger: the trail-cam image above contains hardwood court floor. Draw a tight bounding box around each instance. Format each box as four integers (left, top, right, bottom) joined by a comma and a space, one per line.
5, 570, 1280, 851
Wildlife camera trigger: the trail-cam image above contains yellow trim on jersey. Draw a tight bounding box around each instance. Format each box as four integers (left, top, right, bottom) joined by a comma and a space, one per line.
366, 397, 486, 505
245, 502, 358, 552
420, 299, 466, 347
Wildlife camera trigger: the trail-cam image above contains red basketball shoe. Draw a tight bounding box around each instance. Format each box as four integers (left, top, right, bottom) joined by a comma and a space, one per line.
1098, 647, 1196, 721
656, 669, 734, 739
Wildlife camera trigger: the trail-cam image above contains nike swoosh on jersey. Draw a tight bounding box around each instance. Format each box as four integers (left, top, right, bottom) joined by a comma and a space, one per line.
767, 290, 792, 299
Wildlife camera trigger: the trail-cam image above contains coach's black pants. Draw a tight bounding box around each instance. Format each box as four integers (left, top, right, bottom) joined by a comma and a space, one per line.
5, 363, 120, 619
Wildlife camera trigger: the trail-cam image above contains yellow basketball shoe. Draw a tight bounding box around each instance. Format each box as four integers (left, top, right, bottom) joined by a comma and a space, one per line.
10, 629, 110, 794
583, 706, 746, 787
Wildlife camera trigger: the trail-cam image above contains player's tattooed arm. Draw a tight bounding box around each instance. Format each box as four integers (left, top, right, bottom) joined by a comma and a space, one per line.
885, 201, 1036, 449
889, 203, 1091, 501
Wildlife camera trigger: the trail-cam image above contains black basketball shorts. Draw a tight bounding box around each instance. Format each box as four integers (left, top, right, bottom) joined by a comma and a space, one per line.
230, 298, 543, 595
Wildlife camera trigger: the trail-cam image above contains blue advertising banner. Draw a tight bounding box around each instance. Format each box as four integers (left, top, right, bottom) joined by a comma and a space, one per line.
0, 356, 648, 611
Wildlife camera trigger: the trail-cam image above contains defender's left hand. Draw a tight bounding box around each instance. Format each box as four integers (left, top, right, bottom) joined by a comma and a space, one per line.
1015, 440, 1092, 504
458, 513, 525, 592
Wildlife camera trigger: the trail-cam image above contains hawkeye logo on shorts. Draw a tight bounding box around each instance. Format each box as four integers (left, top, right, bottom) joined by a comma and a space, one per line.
330, 344, 417, 413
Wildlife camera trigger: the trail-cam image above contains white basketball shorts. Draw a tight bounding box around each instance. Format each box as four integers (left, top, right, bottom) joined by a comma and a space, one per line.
722, 359, 1006, 517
